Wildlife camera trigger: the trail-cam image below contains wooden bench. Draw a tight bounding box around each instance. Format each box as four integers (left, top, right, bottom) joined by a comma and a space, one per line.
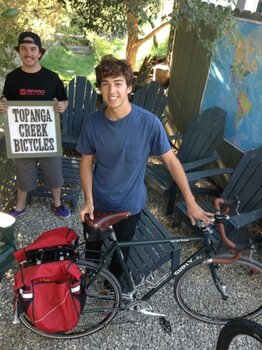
103, 207, 181, 291
28, 156, 81, 213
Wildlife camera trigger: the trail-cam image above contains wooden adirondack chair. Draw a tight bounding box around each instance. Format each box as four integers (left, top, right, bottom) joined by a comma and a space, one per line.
145, 107, 232, 214
61, 76, 98, 149
175, 146, 262, 240
131, 80, 168, 125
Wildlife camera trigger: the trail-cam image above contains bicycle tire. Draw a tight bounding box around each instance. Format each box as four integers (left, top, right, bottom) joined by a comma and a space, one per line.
174, 255, 262, 324
216, 318, 262, 350
19, 260, 122, 339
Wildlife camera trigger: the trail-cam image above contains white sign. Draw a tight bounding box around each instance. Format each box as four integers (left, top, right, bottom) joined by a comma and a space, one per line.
4, 101, 62, 158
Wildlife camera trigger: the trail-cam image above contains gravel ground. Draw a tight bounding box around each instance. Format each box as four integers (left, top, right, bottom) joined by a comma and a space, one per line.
0, 184, 261, 350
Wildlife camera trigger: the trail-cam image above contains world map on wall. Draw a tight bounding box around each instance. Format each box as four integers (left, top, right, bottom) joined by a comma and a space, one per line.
201, 19, 262, 151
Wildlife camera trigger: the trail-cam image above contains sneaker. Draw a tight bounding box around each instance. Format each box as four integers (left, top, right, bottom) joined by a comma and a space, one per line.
9, 208, 26, 218
53, 204, 71, 219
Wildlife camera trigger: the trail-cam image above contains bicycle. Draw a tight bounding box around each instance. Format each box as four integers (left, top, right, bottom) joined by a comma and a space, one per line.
18, 197, 262, 339
216, 318, 262, 349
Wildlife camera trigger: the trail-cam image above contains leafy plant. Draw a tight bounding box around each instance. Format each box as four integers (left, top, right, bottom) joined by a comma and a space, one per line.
60, 0, 170, 69
171, 0, 237, 53
41, 45, 97, 83
0, 0, 69, 77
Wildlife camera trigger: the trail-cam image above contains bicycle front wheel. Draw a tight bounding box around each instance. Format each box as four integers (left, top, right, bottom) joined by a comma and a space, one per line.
174, 255, 262, 324
216, 318, 262, 350
19, 261, 122, 339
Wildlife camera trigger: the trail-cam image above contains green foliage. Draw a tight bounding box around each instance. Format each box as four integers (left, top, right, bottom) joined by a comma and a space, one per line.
88, 34, 126, 61
172, 0, 236, 53
41, 33, 166, 85
41, 45, 96, 83
150, 38, 169, 57
61, 0, 161, 36
41, 36, 127, 84
0, 0, 69, 76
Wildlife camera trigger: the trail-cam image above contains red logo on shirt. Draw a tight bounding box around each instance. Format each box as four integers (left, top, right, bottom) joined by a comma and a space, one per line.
19, 89, 46, 96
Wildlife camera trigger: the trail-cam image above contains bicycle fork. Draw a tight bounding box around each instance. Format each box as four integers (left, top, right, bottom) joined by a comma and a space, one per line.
202, 228, 229, 301
208, 262, 228, 301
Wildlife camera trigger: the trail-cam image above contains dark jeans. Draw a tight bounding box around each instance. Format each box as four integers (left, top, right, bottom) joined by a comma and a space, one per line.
85, 212, 141, 281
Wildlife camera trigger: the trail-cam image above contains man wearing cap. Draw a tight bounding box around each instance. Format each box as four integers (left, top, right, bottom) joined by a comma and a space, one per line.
0, 31, 70, 219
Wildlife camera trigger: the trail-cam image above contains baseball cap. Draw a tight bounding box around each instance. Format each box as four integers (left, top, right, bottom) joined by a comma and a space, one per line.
17, 31, 42, 49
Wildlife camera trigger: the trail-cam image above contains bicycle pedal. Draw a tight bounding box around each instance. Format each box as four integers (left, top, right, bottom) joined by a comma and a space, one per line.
159, 316, 172, 334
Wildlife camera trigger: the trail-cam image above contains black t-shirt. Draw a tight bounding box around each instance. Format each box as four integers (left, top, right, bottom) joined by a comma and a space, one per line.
3, 66, 67, 101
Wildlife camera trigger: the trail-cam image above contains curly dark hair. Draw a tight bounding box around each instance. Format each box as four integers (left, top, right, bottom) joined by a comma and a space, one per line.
95, 55, 135, 88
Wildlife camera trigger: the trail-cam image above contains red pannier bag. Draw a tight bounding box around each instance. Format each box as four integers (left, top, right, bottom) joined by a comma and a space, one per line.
14, 260, 84, 333
13, 227, 84, 333
13, 227, 79, 264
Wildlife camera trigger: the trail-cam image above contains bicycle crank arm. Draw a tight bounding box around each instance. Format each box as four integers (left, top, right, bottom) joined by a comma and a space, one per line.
140, 309, 166, 317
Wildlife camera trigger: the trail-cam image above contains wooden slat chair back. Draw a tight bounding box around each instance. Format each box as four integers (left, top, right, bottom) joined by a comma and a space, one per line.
177, 107, 226, 164
145, 107, 227, 214
176, 146, 262, 240
221, 147, 262, 214
131, 81, 168, 125
61, 76, 98, 149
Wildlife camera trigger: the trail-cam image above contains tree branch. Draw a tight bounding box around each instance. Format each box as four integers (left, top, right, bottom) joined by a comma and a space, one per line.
136, 21, 170, 47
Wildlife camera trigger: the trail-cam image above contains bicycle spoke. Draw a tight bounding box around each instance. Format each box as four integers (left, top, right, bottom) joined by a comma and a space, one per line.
174, 256, 262, 324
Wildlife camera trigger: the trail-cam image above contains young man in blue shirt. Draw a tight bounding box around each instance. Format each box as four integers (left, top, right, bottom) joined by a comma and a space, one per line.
77, 55, 213, 283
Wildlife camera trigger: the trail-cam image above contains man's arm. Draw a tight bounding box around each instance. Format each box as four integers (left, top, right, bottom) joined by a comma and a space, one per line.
161, 150, 213, 225
79, 154, 94, 221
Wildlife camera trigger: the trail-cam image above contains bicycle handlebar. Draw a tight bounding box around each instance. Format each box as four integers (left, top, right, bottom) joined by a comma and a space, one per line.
199, 197, 253, 264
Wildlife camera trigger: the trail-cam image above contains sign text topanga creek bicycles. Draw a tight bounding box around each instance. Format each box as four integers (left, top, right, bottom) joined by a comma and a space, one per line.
4, 101, 62, 158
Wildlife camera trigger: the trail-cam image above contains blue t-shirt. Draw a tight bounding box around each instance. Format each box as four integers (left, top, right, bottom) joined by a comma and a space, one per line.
77, 104, 171, 214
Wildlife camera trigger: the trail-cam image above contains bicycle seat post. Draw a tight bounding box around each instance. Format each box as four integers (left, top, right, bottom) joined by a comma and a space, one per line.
108, 226, 117, 242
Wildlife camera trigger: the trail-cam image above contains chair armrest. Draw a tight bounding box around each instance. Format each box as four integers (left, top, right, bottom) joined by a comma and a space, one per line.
229, 208, 262, 229
186, 167, 234, 183
182, 154, 220, 172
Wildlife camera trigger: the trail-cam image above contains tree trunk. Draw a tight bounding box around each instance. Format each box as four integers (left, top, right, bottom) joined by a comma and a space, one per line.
125, 0, 170, 70
126, 10, 139, 70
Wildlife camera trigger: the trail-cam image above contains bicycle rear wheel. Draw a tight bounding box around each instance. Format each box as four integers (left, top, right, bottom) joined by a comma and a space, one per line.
19, 261, 122, 339
216, 318, 262, 350
174, 255, 262, 324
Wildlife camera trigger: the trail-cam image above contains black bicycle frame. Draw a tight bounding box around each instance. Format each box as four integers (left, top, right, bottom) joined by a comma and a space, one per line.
83, 229, 226, 300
